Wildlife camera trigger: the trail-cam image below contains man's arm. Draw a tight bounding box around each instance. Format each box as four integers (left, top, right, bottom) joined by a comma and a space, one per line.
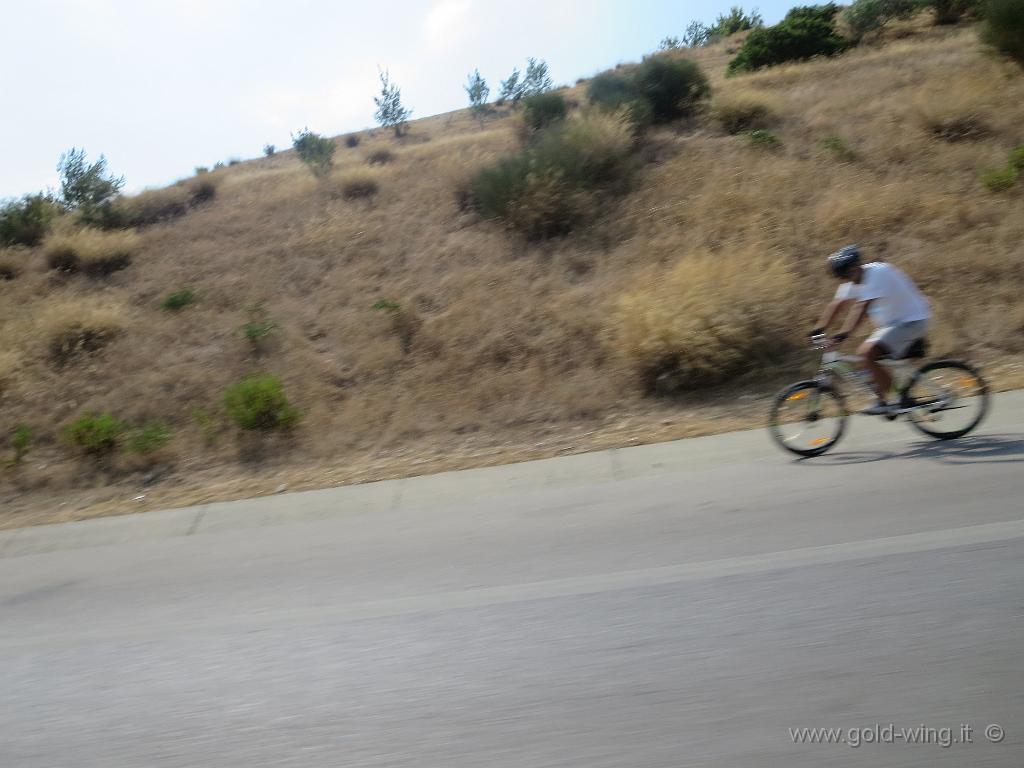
834, 299, 873, 341
812, 298, 854, 334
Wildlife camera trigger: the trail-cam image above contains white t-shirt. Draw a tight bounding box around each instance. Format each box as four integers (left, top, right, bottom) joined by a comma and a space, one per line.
835, 262, 931, 327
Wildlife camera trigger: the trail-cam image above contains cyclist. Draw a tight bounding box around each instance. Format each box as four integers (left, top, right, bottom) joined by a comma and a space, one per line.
810, 245, 931, 415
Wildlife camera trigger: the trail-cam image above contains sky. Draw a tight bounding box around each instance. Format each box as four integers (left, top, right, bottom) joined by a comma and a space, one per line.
1, 0, 794, 198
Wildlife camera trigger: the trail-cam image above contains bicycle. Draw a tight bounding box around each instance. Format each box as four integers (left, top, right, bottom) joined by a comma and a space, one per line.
768, 335, 990, 457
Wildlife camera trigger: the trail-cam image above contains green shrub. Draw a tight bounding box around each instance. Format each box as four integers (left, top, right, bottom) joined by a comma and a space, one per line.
372, 299, 421, 353
1010, 147, 1024, 171
523, 91, 569, 130
708, 6, 764, 37
126, 422, 172, 454
64, 413, 126, 456
980, 166, 1018, 191
586, 59, 710, 125
0, 194, 60, 247
843, 0, 919, 41
242, 302, 277, 354
263, 144, 275, 157
587, 71, 637, 112
291, 128, 335, 178
10, 424, 31, 465
632, 56, 711, 123
748, 128, 781, 147
224, 375, 299, 430
345, 135, 361, 148
728, 4, 848, 74
820, 134, 858, 160
981, 0, 1024, 64
195, 166, 209, 175
162, 288, 196, 311
931, 0, 978, 24
471, 114, 636, 238
191, 406, 221, 445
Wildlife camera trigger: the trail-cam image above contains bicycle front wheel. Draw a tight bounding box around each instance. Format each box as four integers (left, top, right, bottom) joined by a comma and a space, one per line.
901, 359, 989, 440
768, 380, 847, 457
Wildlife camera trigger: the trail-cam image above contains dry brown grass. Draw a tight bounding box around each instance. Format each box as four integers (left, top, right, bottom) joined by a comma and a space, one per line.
43, 228, 140, 276
711, 88, 782, 133
0, 254, 19, 281
112, 176, 219, 226
615, 252, 796, 393
0, 349, 21, 394
2, 24, 1023, 523
32, 300, 128, 366
337, 168, 381, 200
367, 149, 395, 165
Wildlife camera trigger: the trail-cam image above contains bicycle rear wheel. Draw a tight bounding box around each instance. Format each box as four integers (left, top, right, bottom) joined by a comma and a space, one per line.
768, 380, 847, 457
901, 359, 989, 440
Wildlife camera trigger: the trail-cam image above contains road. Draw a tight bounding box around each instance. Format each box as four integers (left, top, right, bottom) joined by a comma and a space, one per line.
2, 391, 1024, 766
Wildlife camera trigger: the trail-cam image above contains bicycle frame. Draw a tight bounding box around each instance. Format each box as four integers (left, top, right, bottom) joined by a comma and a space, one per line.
808, 337, 953, 415
814, 347, 915, 401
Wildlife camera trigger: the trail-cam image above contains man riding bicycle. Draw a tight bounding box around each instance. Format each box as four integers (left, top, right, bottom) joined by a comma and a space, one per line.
811, 245, 931, 415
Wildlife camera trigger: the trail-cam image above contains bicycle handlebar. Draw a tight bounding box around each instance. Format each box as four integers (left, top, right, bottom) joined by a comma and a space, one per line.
809, 333, 833, 350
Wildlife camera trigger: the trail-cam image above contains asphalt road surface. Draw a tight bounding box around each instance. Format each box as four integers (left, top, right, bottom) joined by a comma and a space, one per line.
3, 391, 1024, 766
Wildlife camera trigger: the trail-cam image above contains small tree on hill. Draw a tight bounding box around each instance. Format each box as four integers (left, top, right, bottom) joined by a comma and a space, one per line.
56, 148, 124, 211
374, 69, 413, 137
683, 20, 712, 47
522, 57, 553, 96
291, 128, 335, 178
498, 67, 523, 104
465, 69, 491, 123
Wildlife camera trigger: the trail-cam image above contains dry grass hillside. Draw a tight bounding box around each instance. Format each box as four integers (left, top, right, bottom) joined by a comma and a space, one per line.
2, 19, 1023, 526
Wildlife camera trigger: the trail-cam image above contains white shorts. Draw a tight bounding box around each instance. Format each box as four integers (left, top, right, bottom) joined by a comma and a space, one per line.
867, 320, 929, 358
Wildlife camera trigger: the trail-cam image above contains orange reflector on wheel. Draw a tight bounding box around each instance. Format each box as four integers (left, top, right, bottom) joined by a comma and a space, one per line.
787, 391, 809, 401
959, 376, 975, 389
810, 437, 829, 446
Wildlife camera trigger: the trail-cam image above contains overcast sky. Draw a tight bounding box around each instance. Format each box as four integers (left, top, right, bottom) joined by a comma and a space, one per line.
1, 0, 793, 198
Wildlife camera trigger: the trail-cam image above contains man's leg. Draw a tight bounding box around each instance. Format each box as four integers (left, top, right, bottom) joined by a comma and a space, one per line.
858, 339, 892, 402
